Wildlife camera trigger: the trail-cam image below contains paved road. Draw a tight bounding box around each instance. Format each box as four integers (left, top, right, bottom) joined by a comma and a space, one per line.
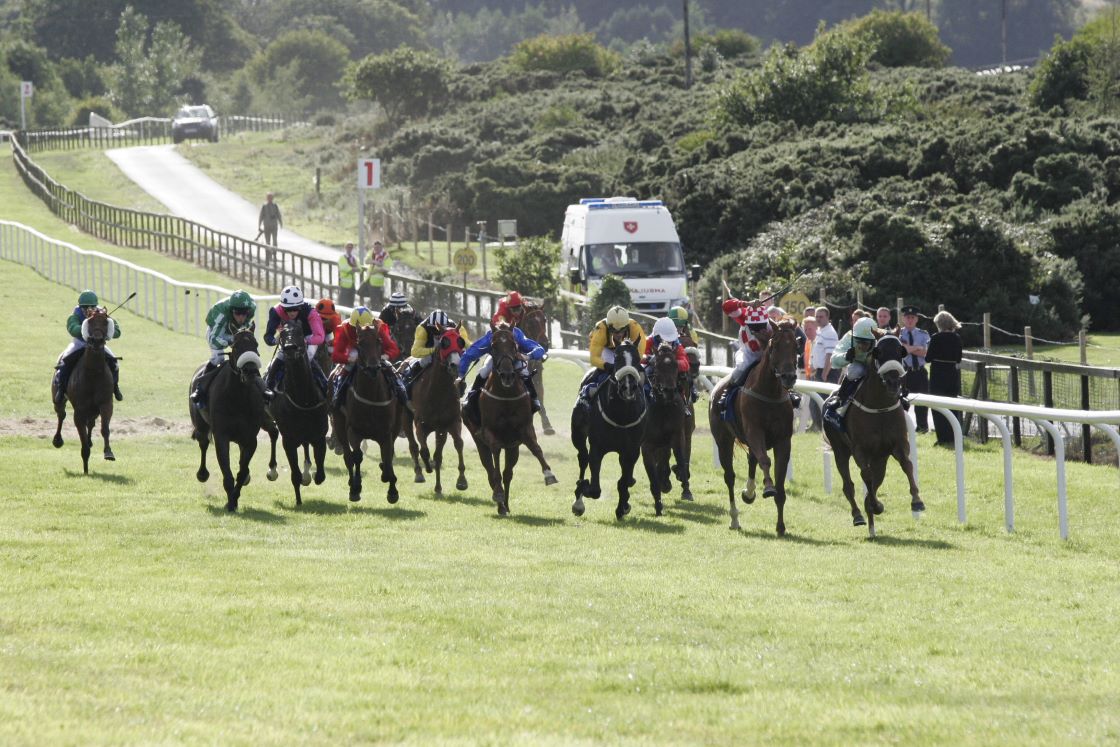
105, 144, 339, 264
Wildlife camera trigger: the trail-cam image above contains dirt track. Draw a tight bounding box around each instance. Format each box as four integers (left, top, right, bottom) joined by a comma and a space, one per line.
2, 416, 192, 439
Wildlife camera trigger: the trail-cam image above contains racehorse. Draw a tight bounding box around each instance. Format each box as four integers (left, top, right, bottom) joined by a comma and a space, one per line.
332, 324, 408, 503
710, 319, 799, 534
661, 328, 701, 502
571, 339, 647, 520
188, 329, 279, 512
516, 304, 554, 435
464, 323, 557, 515
52, 308, 115, 473
268, 323, 328, 506
388, 308, 418, 363
824, 334, 924, 537
640, 341, 690, 516
409, 326, 469, 495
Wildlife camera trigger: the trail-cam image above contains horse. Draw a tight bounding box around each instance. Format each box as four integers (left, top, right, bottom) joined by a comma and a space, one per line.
389, 308, 418, 363
661, 328, 701, 502
824, 334, 924, 537
188, 329, 279, 512
710, 319, 799, 534
516, 304, 554, 435
409, 325, 469, 495
640, 342, 691, 516
268, 323, 329, 506
332, 324, 409, 503
52, 308, 115, 474
464, 323, 558, 515
571, 340, 647, 520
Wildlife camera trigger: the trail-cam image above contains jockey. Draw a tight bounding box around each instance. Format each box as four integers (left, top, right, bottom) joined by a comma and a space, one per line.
403, 309, 471, 389
491, 290, 527, 328
190, 289, 256, 410
643, 316, 693, 414
458, 323, 546, 414
263, 285, 328, 394
329, 306, 409, 409
576, 305, 647, 410
822, 317, 878, 432
667, 305, 694, 339
718, 294, 773, 419
379, 291, 414, 330
54, 289, 122, 405
315, 298, 343, 347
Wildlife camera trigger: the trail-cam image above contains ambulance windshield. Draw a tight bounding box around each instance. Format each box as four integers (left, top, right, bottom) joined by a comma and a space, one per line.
584, 242, 685, 278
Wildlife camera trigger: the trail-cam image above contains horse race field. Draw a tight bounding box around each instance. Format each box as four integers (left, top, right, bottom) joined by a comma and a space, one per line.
2, 261, 1120, 745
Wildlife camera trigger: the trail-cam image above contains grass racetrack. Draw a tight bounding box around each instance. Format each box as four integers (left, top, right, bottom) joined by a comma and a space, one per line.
3, 258, 1120, 744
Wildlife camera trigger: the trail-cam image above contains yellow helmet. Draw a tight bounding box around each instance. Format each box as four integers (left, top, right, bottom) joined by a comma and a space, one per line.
349, 306, 375, 327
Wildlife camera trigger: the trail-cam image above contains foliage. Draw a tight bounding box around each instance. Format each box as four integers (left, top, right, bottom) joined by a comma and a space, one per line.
244, 30, 350, 114
1046, 200, 1120, 327
833, 10, 950, 69
494, 236, 561, 306
57, 56, 107, 98
68, 95, 122, 126
716, 27, 877, 128
586, 274, 632, 326
106, 6, 202, 117
509, 33, 620, 77
346, 46, 451, 125
1028, 36, 1092, 109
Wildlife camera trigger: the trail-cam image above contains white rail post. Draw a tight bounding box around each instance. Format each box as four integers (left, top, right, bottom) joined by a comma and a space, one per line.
978, 413, 1015, 532
1027, 418, 1068, 540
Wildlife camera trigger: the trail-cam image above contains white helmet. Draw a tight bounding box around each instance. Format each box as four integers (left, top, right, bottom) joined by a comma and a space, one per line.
280, 285, 304, 308
853, 317, 877, 341
605, 305, 630, 329
426, 310, 449, 328
652, 316, 679, 342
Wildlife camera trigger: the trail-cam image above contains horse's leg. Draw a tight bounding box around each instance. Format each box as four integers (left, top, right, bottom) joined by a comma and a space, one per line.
536, 370, 554, 435
100, 403, 115, 461
235, 437, 257, 497
451, 422, 468, 491
641, 443, 663, 517
488, 443, 505, 508
346, 427, 363, 502
313, 431, 327, 485
520, 425, 557, 485
744, 451, 758, 504
893, 441, 925, 515
745, 428, 776, 499
832, 443, 864, 526
616, 447, 640, 521
773, 437, 792, 537
859, 457, 886, 539
52, 402, 65, 448
405, 415, 426, 483
672, 431, 692, 503
213, 435, 238, 511
586, 445, 605, 501
415, 420, 433, 474
378, 435, 399, 504
281, 436, 303, 506
195, 426, 210, 482
300, 442, 312, 487
571, 416, 590, 516
76, 412, 91, 474
433, 429, 447, 495
264, 422, 279, 481
499, 446, 518, 515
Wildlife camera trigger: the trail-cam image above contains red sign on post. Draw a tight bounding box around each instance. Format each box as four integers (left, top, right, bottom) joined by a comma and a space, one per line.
357, 158, 381, 189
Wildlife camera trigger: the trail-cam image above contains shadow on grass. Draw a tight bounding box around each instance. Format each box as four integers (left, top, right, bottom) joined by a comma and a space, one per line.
739, 529, 843, 547
670, 501, 723, 525
494, 513, 566, 527
62, 468, 135, 485
348, 505, 426, 521
205, 504, 287, 523
275, 498, 347, 515
418, 491, 491, 508
865, 534, 955, 550
606, 515, 686, 534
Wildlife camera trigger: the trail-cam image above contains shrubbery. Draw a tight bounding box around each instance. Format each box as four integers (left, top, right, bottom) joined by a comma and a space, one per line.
495, 237, 562, 308
510, 34, 620, 77
834, 10, 950, 69
586, 275, 632, 328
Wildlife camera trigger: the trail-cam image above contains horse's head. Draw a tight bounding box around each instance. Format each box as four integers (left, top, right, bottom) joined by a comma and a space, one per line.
278, 322, 307, 361
230, 329, 264, 382
649, 342, 681, 400
356, 323, 384, 369
490, 323, 519, 388
434, 326, 465, 371
872, 335, 907, 396
81, 308, 113, 349
518, 306, 549, 351
611, 340, 644, 401
767, 319, 800, 390
393, 309, 417, 347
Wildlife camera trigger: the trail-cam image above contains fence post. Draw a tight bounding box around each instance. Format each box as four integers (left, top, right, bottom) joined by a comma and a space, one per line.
1043, 370, 1054, 455
428, 211, 434, 264
446, 223, 452, 264
1009, 365, 1021, 446
1079, 329, 1087, 365
1081, 374, 1092, 464
1025, 325, 1035, 398
983, 312, 991, 350
896, 296, 902, 322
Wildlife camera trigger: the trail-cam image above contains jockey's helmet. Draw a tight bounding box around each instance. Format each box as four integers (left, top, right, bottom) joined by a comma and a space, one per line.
350, 306, 375, 327
426, 310, 449, 329
317, 298, 337, 316
853, 317, 877, 341
652, 316, 679, 343
389, 291, 407, 307
506, 291, 523, 309
229, 290, 253, 311
745, 306, 769, 333
78, 289, 99, 308
668, 306, 689, 328
606, 306, 630, 330
280, 286, 305, 308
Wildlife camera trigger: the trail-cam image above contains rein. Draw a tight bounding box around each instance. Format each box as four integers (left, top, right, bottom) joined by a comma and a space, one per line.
743, 386, 789, 404
596, 396, 646, 429
850, 398, 901, 414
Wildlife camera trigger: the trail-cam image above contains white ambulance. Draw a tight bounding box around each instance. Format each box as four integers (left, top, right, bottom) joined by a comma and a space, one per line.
563, 197, 696, 315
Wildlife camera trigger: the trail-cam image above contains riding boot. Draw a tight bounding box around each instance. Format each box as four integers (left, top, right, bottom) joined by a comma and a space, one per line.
403, 361, 423, 396
523, 373, 540, 413
383, 363, 413, 413
107, 355, 123, 401
53, 349, 82, 405
265, 359, 283, 397
333, 370, 351, 408
191, 362, 220, 409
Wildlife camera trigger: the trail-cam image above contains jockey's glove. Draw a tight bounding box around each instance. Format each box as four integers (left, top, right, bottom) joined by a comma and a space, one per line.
845, 347, 856, 362
348, 349, 358, 363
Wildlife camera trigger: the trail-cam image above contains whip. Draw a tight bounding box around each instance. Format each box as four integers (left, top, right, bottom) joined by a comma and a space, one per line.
106, 291, 137, 316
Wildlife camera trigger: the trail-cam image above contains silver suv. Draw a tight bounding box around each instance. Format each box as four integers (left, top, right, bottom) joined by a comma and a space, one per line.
171, 104, 219, 144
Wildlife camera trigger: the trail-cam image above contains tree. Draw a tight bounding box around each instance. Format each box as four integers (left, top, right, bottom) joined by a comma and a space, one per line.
834, 10, 950, 68
586, 275, 632, 328
346, 46, 451, 125
495, 237, 562, 307
107, 6, 201, 116
509, 33, 620, 76
245, 30, 350, 114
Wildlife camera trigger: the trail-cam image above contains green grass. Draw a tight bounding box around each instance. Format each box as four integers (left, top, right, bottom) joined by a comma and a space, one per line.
4, 260, 1120, 743
33, 149, 167, 213
992, 331, 1120, 369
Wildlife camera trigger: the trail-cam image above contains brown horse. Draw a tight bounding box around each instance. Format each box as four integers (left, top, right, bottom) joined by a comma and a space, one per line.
464, 323, 557, 515
409, 325, 469, 494
640, 342, 690, 516
388, 308, 418, 363
516, 304, 554, 435
52, 308, 115, 474
824, 334, 924, 537
332, 324, 409, 503
268, 323, 329, 506
188, 329, 279, 512
710, 319, 799, 534
663, 329, 700, 501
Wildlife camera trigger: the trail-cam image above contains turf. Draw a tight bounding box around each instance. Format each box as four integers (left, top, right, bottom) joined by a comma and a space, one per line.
3, 260, 1120, 744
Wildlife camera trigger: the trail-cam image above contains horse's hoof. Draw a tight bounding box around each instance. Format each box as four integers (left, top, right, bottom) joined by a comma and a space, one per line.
333, 446, 344, 456
196, 469, 209, 483
52, 435, 63, 448
544, 427, 555, 435
680, 490, 694, 502
911, 500, 926, 514
242, 473, 251, 486
873, 501, 885, 515
853, 514, 867, 527
266, 468, 278, 481
103, 450, 115, 461
314, 472, 325, 486
628, 477, 636, 488
301, 473, 312, 487
349, 493, 361, 503
763, 486, 777, 499
741, 488, 756, 505
729, 520, 740, 530
387, 491, 399, 505
868, 525, 877, 539
572, 500, 585, 517
655, 505, 664, 517
434, 485, 442, 495
414, 473, 425, 483
776, 525, 786, 537
455, 477, 468, 491
544, 470, 558, 486
225, 500, 237, 513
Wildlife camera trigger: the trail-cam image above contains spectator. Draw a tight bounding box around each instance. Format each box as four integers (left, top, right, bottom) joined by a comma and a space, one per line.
809, 306, 839, 429
876, 306, 893, 329
928, 310, 964, 445
899, 305, 931, 433
258, 192, 282, 261
766, 305, 785, 323
785, 313, 807, 371
337, 242, 360, 308
364, 240, 392, 308
802, 313, 817, 379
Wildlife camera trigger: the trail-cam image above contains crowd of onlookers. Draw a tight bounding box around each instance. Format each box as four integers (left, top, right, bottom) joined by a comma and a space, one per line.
763, 303, 965, 446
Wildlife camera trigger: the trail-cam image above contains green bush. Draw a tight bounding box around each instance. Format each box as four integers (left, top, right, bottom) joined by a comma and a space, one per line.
510, 34, 620, 77
586, 275, 632, 328
68, 96, 121, 126
494, 237, 561, 308
346, 46, 451, 126
835, 10, 950, 68
1028, 36, 1092, 110
246, 30, 349, 115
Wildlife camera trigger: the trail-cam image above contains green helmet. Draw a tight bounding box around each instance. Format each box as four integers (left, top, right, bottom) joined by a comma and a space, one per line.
667, 306, 690, 328
229, 290, 253, 311
78, 289, 99, 307
853, 317, 877, 341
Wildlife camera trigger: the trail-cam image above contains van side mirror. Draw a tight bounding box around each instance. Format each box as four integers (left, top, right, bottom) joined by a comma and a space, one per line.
689, 264, 701, 282
569, 268, 581, 286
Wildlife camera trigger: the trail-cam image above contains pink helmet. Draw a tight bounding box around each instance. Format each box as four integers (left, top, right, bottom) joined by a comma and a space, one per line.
745, 306, 769, 325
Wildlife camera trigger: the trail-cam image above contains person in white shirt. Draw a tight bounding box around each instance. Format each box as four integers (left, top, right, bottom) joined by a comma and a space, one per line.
808, 306, 839, 429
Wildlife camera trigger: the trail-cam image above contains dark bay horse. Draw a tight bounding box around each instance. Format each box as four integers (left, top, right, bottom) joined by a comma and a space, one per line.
824, 334, 924, 537
52, 308, 115, 473
389, 308, 418, 363
571, 340, 647, 520
409, 326, 469, 495
464, 324, 557, 516
640, 342, 690, 516
516, 304, 554, 435
332, 324, 408, 503
268, 323, 328, 506
710, 319, 799, 534
189, 329, 279, 512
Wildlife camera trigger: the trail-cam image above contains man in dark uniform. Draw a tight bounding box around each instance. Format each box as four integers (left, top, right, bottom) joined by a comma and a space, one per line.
258, 192, 282, 262
899, 305, 931, 432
